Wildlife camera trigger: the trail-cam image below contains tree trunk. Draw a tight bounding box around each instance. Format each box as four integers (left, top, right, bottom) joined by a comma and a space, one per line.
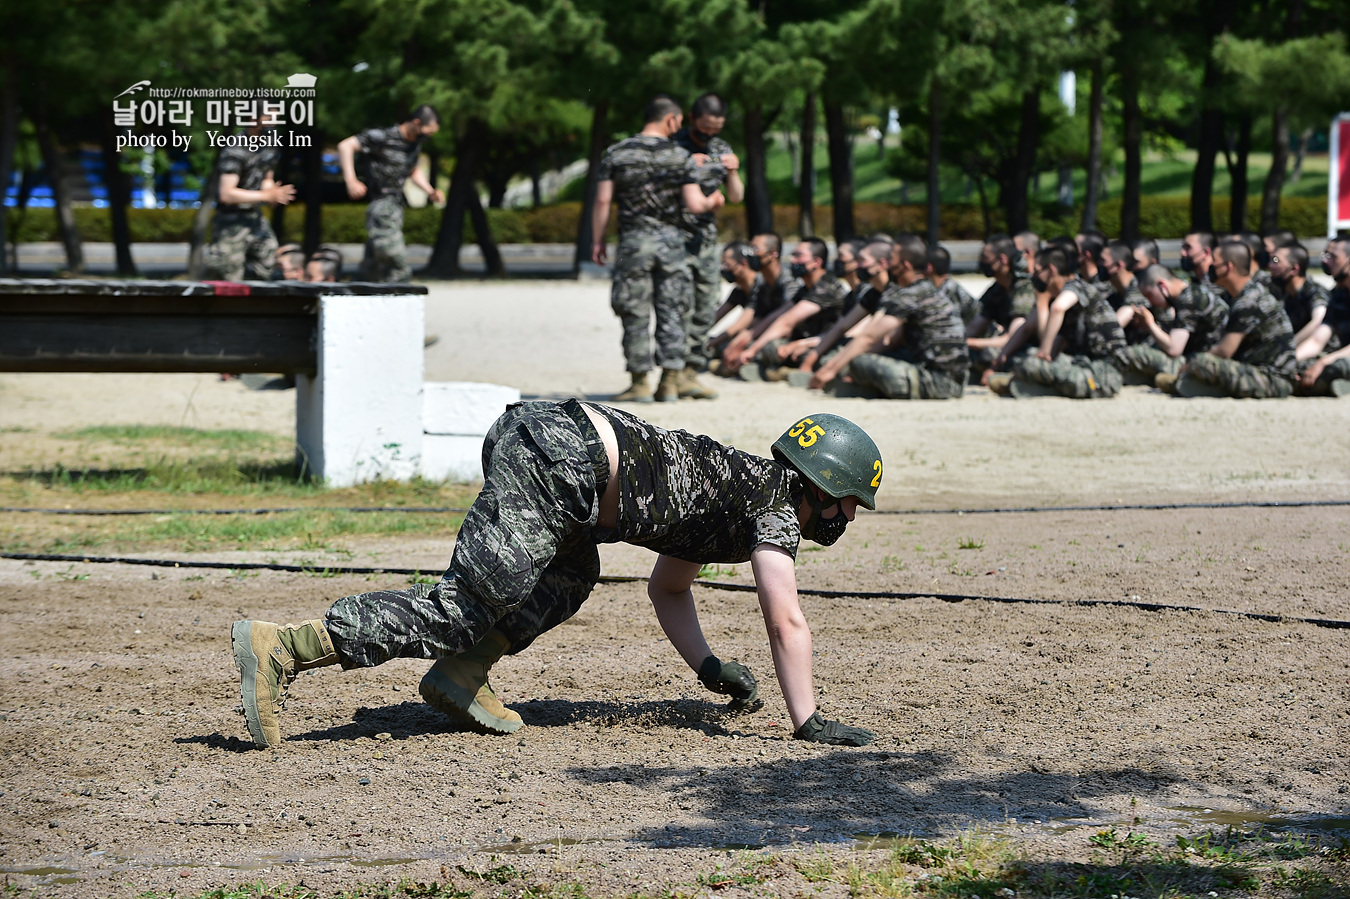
303, 129, 323, 255
743, 104, 773, 237
1120, 68, 1142, 242
972, 171, 992, 238
1259, 106, 1289, 234
0, 53, 17, 272
467, 189, 503, 276
1081, 61, 1104, 232
34, 107, 84, 274
187, 152, 219, 279
1189, 1, 1233, 233
573, 100, 609, 274
798, 91, 816, 238
926, 80, 941, 245
1290, 127, 1311, 182
99, 118, 137, 276
1229, 113, 1251, 233
824, 101, 854, 241
1004, 89, 1040, 234
530, 158, 541, 207
427, 117, 490, 278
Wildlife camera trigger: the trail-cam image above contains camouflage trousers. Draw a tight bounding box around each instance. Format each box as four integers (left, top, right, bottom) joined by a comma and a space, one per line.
359, 195, 411, 283
1117, 344, 1184, 380
611, 230, 693, 373
683, 230, 721, 372
1301, 356, 1350, 396
849, 354, 966, 399
325, 400, 607, 668
753, 337, 799, 369
202, 211, 277, 281
1014, 354, 1123, 399
1184, 353, 1293, 399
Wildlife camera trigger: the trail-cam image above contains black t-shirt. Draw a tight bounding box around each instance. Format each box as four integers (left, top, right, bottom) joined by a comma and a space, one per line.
788, 274, 850, 341
844, 281, 882, 316
588, 404, 802, 563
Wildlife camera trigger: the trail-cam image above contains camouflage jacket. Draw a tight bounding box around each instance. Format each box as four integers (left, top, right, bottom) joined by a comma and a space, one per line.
597, 135, 697, 238
216, 140, 281, 213
937, 277, 980, 326
727, 274, 767, 314
1170, 284, 1230, 355
1106, 277, 1176, 342
354, 125, 423, 200
588, 404, 802, 563
1223, 279, 1296, 378
1327, 285, 1350, 352
878, 278, 970, 380
1059, 277, 1127, 362
672, 127, 732, 238
978, 272, 1036, 330
789, 273, 850, 341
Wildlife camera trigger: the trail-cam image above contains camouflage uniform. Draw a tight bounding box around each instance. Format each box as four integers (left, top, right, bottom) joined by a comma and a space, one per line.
354, 125, 424, 283
938, 277, 980, 327
674, 128, 733, 371
600, 135, 698, 373
1117, 284, 1229, 381
849, 278, 969, 399
1013, 277, 1127, 398
753, 273, 849, 367
1185, 280, 1296, 399
324, 400, 803, 666
1107, 277, 1176, 346
203, 142, 281, 281
1304, 357, 1350, 395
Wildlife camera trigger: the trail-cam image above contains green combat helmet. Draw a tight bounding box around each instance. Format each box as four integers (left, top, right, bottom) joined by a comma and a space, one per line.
771, 413, 882, 510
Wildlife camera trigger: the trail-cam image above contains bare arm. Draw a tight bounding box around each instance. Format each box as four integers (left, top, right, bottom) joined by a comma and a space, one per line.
811, 312, 901, 389
1292, 304, 1327, 347
1036, 291, 1077, 360
337, 136, 365, 200
1300, 339, 1350, 387
751, 543, 815, 729
591, 180, 613, 265
991, 313, 1037, 369
722, 153, 744, 204
408, 161, 443, 205
799, 303, 868, 371
741, 301, 820, 364
1209, 330, 1245, 360
217, 171, 294, 206
968, 316, 1021, 350
647, 555, 713, 670
682, 182, 725, 215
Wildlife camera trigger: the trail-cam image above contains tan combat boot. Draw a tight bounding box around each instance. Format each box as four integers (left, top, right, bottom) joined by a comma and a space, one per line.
1154, 372, 1181, 395
419, 629, 522, 735
654, 368, 681, 402
986, 373, 1014, 396
231, 619, 338, 749
614, 372, 654, 403
678, 365, 719, 399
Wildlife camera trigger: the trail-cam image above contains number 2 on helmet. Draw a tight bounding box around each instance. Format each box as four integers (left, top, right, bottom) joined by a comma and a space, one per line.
871, 459, 882, 487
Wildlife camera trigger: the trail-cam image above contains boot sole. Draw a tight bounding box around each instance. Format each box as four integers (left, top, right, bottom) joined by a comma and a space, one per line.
419, 668, 522, 734
231, 621, 270, 748
1330, 379, 1350, 397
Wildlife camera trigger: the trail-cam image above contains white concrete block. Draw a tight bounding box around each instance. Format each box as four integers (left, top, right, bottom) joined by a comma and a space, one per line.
295, 294, 425, 486
423, 382, 521, 435
421, 433, 489, 483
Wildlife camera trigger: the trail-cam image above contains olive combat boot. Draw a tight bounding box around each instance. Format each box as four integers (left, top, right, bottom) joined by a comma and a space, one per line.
654, 368, 681, 403
231, 619, 338, 748
419, 629, 522, 734
614, 372, 654, 403
678, 365, 719, 400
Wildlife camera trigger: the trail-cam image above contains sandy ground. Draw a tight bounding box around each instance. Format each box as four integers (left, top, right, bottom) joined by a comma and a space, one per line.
1, 278, 1349, 896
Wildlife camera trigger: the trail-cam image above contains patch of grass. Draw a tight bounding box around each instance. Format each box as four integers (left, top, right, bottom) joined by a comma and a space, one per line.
56, 425, 290, 452
696, 563, 738, 580
957, 536, 985, 550
880, 554, 906, 573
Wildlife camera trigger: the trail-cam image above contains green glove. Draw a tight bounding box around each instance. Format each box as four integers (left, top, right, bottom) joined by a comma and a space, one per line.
793, 710, 875, 746
697, 655, 759, 703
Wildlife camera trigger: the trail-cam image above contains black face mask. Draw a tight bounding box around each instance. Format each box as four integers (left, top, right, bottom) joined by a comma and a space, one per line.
1030, 273, 1049, 293
857, 265, 876, 282
978, 261, 995, 277
1179, 256, 1194, 273
789, 262, 810, 279
1323, 259, 1338, 277
1208, 265, 1222, 283
1255, 249, 1271, 269
832, 259, 850, 278
720, 268, 737, 283
804, 492, 849, 546
748, 255, 763, 272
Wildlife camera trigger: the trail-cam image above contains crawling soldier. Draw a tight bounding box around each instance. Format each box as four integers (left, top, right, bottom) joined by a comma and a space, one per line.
232, 405, 882, 749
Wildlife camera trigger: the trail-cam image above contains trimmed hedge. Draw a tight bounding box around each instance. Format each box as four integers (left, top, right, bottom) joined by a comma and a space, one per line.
4, 195, 1330, 245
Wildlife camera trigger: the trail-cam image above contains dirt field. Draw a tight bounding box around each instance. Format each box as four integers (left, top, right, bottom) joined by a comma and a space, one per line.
2, 279, 1349, 897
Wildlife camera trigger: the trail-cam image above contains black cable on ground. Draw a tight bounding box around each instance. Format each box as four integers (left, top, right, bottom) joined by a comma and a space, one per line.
3, 498, 1347, 517
5, 551, 1348, 632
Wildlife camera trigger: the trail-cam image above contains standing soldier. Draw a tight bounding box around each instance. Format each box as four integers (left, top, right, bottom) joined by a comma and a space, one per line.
674, 93, 744, 401
592, 95, 725, 403
203, 127, 295, 281
338, 105, 443, 283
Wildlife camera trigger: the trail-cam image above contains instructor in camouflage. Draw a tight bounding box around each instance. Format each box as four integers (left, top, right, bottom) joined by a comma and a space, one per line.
231, 403, 884, 750
592, 95, 725, 404
202, 127, 294, 281
338, 105, 443, 283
